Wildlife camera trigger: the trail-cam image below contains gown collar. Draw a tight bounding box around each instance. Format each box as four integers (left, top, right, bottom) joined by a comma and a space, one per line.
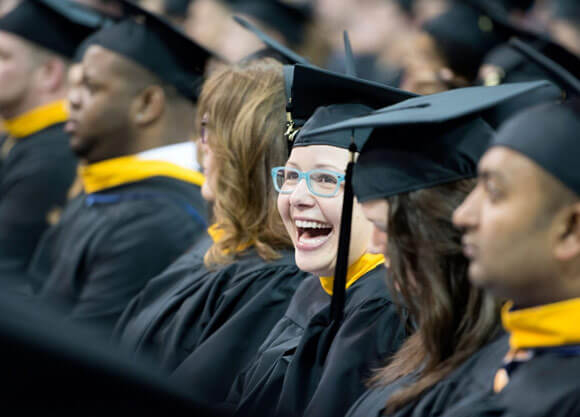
502, 297, 580, 350
319, 253, 385, 295
3, 100, 68, 139
79, 145, 204, 194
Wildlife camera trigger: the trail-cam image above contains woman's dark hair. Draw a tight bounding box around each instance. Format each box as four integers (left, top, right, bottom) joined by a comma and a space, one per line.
370, 178, 501, 413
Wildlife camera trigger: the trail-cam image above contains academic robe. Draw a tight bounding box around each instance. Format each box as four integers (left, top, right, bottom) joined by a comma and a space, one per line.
345, 333, 510, 417
229, 265, 407, 417
29, 175, 208, 335
437, 352, 580, 417
0, 122, 76, 286
0, 286, 220, 417
114, 242, 312, 404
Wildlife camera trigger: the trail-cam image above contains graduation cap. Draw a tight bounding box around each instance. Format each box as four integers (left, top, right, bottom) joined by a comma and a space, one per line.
422, 2, 506, 80
489, 39, 580, 196
233, 0, 312, 47
233, 15, 310, 65
285, 64, 417, 143
77, 0, 213, 102
301, 80, 559, 202
0, 0, 106, 58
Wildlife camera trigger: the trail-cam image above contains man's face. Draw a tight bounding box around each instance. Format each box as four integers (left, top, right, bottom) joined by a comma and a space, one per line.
67, 45, 134, 163
0, 31, 37, 117
453, 147, 560, 306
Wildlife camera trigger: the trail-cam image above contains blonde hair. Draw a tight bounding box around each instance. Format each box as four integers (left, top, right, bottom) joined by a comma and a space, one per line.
198, 59, 292, 267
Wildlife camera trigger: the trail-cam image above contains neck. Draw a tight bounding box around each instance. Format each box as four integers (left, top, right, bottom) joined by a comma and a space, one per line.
1, 91, 66, 120
133, 117, 194, 154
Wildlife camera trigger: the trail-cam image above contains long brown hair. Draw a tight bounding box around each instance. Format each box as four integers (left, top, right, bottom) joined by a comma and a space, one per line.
371, 179, 501, 413
197, 59, 292, 267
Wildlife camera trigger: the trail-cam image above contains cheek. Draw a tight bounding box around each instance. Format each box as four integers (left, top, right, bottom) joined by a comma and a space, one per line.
277, 194, 292, 228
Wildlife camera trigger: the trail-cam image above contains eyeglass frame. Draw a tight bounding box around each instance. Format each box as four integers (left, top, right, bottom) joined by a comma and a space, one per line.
271, 166, 346, 198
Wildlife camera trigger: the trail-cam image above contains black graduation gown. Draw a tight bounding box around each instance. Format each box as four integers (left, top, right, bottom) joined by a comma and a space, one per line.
345, 334, 510, 417
0, 286, 221, 417
114, 243, 311, 400
0, 123, 76, 286
29, 175, 208, 335
229, 265, 407, 417
438, 348, 580, 417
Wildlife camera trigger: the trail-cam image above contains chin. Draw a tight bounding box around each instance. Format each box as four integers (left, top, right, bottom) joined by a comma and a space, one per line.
295, 251, 335, 277
69, 136, 91, 159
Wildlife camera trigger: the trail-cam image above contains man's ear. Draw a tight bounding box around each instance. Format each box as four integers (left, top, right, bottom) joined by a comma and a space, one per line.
554, 203, 580, 261
36, 57, 67, 93
130, 85, 165, 126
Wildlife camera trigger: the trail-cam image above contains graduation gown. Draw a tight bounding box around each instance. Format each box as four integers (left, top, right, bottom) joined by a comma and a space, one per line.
229, 261, 407, 417
345, 333, 509, 417
0, 102, 76, 286
29, 172, 208, 335
439, 353, 580, 417
436, 299, 580, 417
0, 285, 220, 417
114, 240, 311, 403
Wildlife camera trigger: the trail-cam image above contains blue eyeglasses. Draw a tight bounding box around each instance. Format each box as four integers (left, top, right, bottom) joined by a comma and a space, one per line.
271, 166, 345, 198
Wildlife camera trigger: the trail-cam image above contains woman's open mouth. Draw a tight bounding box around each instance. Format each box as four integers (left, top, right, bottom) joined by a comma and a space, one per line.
295, 219, 333, 250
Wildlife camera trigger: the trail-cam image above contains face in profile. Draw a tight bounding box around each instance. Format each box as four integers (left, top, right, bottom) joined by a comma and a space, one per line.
453, 146, 560, 305
277, 144, 374, 277
67, 45, 134, 163
0, 32, 36, 117
199, 113, 216, 202
360, 198, 389, 260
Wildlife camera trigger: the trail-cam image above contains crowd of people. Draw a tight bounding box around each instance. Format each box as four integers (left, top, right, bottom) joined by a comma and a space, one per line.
0, 0, 578, 416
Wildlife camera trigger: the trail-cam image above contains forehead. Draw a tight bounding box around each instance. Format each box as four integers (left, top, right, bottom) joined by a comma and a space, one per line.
287, 145, 350, 171
0, 30, 30, 53
82, 45, 125, 80
480, 146, 549, 193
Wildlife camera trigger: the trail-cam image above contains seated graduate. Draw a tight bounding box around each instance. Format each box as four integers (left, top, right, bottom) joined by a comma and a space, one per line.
442, 45, 580, 417
228, 63, 416, 417
299, 80, 561, 417
114, 58, 313, 403
0, 0, 102, 288
28, 1, 210, 335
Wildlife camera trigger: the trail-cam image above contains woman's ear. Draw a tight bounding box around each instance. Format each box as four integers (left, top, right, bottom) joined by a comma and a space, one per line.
130, 85, 165, 126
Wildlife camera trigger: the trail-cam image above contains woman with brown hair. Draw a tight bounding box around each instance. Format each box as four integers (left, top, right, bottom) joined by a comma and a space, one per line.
300, 82, 553, 417
113, 58, 312, 407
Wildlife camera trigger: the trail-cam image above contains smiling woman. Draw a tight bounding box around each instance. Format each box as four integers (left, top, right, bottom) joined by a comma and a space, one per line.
229, 98, 408, 417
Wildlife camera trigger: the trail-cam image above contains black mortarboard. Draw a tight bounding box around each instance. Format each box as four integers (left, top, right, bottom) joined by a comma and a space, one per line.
422, 2, 505, 80
0, 0, 104, 58
489, 39, 580, 196
492, 99, 580, 196
234, 15, 309, 65
78, 0, 213, 102
302, 80, 557, 202
285, 64, 417, 144
233, 0, 312, 46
